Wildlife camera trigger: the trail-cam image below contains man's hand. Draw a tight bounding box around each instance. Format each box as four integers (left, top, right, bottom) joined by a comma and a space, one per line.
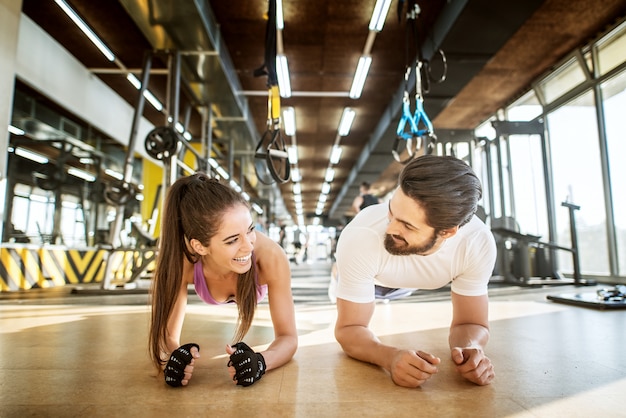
451, 347, 494, 385
389, 349, 440, 388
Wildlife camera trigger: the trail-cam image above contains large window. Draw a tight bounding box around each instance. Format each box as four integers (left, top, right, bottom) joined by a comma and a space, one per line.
601, 70, 626, 275
547, 91, 609, 275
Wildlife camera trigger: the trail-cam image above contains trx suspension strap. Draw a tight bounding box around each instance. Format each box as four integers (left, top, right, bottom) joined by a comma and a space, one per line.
392, 0, 440, 164
254, 0, 290, 184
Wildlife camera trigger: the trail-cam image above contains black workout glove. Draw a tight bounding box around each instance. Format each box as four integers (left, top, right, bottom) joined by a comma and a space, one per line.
227, 342, 266, 387
164, 343, 199, 387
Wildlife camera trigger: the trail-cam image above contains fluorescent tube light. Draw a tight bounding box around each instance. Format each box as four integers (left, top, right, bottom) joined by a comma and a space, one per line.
338, 107, 356, 136
105, 169, 124, 180
349, 56, 372, 99
126, 74, 163, 111
229, 180, 241, 192
291, 167, 301, 182
319, 193, 328, 203
294, 194, 302, 203
143, 91, 163, 111
369, 0, 393, 32
276, 0, 284, 29
54, 0, 116, 62
252, 202, 264, 214
330, 145, 342, 165
127, 73, 141, 89
216, 165, 230, 180
276, 54, 292, 98
321, 182, 331, 195
287, 146, 298, 165
293, 182, 301, 195
242, 192, 250, 201
325, 168, 335, 182
283, 107, 296, 136
68, 167, 96, 182
15, 147, 48, 164
8, 125, 25, 135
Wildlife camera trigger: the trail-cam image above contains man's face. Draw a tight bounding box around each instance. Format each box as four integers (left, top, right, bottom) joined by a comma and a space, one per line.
384, 188, 445, 256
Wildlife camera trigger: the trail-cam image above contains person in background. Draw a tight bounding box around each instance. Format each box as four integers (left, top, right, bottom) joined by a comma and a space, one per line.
352, 182, 380, 214
149, 172, 297, 388
278, 224, 286, 249
334, 155, 497, 388
330, 184, 381, 303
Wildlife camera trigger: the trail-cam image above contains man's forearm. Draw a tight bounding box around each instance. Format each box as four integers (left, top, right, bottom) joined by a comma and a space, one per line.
335, 325, 397, 371
448, 323, 490, 350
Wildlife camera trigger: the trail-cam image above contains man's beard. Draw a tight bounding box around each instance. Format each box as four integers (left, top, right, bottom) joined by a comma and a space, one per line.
384, 232, 439, 256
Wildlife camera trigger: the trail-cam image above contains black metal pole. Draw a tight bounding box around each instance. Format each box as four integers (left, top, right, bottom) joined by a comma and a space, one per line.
561, 201, 581, 285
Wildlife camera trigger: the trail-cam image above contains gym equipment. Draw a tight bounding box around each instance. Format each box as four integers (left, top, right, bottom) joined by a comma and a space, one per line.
392, 0, 441, 164
145, 126, 181, 160
253, 0, 290, 184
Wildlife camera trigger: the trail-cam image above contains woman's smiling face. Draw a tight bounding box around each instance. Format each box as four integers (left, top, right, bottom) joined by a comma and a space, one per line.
206, 204, 256, 274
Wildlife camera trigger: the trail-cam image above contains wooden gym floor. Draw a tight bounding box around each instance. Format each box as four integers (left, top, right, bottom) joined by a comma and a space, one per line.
1, 260, 625, 417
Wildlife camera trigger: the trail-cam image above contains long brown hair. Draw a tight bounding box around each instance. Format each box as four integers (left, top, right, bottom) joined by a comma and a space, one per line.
148, 173, 258, 370
399, 155, 482, 231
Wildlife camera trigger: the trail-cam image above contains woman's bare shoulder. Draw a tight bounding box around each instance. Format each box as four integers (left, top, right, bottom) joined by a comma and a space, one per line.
254, 231, 289, 283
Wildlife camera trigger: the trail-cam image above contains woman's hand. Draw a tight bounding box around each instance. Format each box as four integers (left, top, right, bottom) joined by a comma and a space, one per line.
164, 343, 200, 387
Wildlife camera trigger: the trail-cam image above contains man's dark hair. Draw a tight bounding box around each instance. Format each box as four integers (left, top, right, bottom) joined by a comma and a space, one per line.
398, 155, 482, 230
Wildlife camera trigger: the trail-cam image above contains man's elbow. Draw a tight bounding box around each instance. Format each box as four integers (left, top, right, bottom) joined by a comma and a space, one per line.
334, 325, 350, 351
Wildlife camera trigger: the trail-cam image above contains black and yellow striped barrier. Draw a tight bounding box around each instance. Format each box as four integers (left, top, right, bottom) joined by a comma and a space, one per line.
0, 244, 156, 291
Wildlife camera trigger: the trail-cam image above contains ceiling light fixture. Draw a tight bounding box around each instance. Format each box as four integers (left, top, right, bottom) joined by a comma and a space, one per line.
15, 147, 48, 164
68, 167, 96, 182
338, 107, 356, 136
283, 107, 296, 136
293, 182, 302, 195
349, 55, 372, 99
321, 182, 331, 195
229, 180, 241, 192
126, 74, 164, 111
105, 168, 124, 180
291, 167, 301, 182
325, 168, 335, 182
276, 54, 292, 98
8, 125, 25, 136
53, 0, 116, 62
276, 0, 284, 30
330, 145, 343, 164
369, 0, 393, 32
215, 165, 230, 180
251, 202, 264, 214
287, 146, 298, 165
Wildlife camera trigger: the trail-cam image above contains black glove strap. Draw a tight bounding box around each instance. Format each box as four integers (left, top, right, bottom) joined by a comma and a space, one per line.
164, 343, 199, 387
228, 342, 266, 387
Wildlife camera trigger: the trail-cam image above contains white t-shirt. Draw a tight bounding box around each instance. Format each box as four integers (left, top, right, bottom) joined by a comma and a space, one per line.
335, 203, 497, 303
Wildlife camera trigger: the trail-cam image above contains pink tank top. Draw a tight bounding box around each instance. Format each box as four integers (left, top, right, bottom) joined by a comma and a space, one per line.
193, 252, 267, 305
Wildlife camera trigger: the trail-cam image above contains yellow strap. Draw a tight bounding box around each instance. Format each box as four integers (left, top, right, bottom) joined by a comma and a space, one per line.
269, 85, 281, 121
